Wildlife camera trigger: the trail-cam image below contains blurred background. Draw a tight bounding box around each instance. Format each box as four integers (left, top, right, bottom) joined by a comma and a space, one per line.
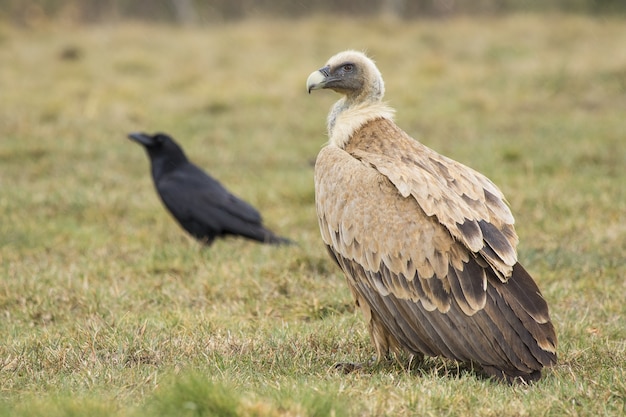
1, 0, 625, 25
0, 1, 625, 416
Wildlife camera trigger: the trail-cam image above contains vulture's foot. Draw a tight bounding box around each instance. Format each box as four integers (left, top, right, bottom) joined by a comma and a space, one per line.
333, 361, 363, 374
481, 365, 543, 385
332, 356, 385, 374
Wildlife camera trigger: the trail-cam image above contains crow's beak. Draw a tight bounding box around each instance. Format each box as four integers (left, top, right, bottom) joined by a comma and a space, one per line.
127, 132, 153, 146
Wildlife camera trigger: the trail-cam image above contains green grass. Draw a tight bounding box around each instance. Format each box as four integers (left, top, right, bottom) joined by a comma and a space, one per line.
0, 14, 625, 417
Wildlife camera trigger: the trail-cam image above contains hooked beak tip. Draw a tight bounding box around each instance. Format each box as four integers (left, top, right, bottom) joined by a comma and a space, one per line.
306, 68, 328, 94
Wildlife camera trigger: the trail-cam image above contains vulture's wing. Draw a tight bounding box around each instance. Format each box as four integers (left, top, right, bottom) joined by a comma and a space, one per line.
315, 144, 556, 376
315, 144, 485, 314
345, 118, 518, 280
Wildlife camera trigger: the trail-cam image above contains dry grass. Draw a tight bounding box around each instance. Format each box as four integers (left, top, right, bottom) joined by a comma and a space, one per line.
0, 14, 625, 416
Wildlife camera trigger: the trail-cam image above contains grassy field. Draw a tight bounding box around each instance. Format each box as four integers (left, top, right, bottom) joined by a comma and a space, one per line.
0, 14, 625, 417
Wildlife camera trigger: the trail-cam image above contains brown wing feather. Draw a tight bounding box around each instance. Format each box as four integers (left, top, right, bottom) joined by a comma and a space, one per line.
315, 139, 556, 382
329, 245, 556, 382
316, 144, 459, 308
346, 118, 519, 279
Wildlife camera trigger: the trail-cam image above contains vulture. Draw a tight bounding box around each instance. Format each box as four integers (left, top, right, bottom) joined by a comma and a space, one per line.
306, 50, 557, 383
128, 132, 292, 246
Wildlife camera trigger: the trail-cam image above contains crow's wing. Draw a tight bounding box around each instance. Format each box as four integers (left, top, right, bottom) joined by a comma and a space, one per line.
156, 163, 263, 239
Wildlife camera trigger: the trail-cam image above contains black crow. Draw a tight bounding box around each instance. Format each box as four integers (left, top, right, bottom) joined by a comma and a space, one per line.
128, 132, 292, 246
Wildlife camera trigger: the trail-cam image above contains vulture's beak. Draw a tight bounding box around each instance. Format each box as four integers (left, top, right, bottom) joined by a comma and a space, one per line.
307, 65, 331, 94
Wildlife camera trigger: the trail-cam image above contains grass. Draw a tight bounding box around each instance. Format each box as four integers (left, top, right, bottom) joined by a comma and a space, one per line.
0, 13, 625, 417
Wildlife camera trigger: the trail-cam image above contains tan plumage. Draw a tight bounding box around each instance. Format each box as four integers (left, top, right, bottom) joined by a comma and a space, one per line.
307, 50, 557, 383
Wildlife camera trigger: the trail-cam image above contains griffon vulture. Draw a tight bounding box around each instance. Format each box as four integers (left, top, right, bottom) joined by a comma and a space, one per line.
128, 132, 292, 246
306, 50, 556, 383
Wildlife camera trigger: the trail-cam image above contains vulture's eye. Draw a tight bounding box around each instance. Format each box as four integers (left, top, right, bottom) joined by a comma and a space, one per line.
342, 64, 354, 72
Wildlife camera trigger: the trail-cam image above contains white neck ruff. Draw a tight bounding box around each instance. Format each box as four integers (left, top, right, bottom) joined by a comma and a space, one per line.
328, 100, 395, 149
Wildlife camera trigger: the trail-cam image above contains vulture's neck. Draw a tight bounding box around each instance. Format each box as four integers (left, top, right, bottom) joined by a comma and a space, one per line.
328, 98, 395, 149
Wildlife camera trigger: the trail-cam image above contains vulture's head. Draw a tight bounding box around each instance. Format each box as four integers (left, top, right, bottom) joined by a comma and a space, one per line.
306, 50, 385, 104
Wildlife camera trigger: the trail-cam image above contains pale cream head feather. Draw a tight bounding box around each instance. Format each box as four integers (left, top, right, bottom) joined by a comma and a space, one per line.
307, 50, 395, 148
